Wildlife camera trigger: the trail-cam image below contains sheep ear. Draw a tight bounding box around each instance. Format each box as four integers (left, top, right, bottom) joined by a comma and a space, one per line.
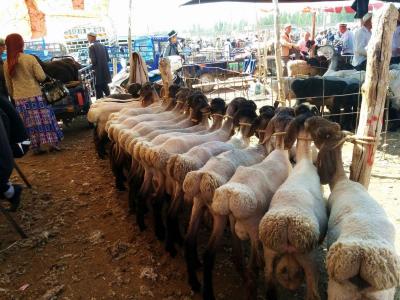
261, 119, 275, 144
316, 144, 336, 185
284, 118, 300, 149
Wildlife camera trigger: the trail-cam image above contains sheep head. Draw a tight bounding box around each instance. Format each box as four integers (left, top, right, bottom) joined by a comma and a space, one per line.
189, 93, 209, 124
210, 98, 226, 115
127, 83, 141, 98
275, 254, 304, 291
305, 116, 345, 184
225, 97, 247, 117
284, 103, 319, 150
251, 105, 275, 140
261, 107, 295, 146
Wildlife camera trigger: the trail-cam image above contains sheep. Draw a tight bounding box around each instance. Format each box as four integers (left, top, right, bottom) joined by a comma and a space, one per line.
305, 116, 400, 300
150, 101, 258, 253
209, 107, 295, 299
121, 94, 213, 228
182, 108, 294, 299
134, 99, 255, 244
88, 82, 159, 158
258, 107, 326, 300
291, 76, 361, 131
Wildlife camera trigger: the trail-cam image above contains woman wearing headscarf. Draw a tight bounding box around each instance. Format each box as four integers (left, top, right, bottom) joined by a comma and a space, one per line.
3, 33, 63, 154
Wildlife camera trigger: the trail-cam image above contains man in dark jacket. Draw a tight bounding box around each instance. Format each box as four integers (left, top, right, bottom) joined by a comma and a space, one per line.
163, 30, 180, 57
0, 99, 27, 211
88, 32, 111, 99
0, 38, 9, 102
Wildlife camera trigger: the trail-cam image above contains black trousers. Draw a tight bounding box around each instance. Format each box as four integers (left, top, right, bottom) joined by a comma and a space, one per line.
95, 83, 110, 99
355, 60, 367, 71
0, 116, 13, 195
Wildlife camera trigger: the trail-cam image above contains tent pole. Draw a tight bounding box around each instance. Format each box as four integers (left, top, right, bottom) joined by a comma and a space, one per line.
272, 0, 286, 107
128, 0, 133, 57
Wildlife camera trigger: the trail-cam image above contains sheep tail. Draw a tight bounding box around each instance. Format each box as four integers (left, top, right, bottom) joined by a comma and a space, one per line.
259, 210, 319, 253
327, 241, 400, 290
151, 148, 170, 170
166, 155, 178, 178
212, 183, 257, 219
173, 156, 199, 184
200, 172, 224, 203
183, 171, 203, 200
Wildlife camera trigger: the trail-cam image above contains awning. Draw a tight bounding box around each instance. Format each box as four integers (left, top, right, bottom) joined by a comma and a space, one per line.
323, 1, 384, 13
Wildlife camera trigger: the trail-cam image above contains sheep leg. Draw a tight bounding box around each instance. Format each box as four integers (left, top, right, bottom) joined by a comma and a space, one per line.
127, 165, 143, 214
203, 214, 228, 300
151, 182, 166, 242
110, 143, 126, 191
94, 128, 108, 159
264, 247, 278, 300
294, 251, 320, 300
244, 239, 261, 300
165, 188, 183, 257
185, 199, 206, 292
228, 215, 245, 279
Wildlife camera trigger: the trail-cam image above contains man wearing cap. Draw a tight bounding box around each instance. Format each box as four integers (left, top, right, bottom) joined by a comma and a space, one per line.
87, 32, 111, 99
353, 13, 372, 71
0, 38, 9, 102
338, 23, 354, 55
163, 30, 180, 57
280, 24, 298, 75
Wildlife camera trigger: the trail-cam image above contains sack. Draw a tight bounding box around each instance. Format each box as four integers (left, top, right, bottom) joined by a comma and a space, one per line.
41, 77, 69, 104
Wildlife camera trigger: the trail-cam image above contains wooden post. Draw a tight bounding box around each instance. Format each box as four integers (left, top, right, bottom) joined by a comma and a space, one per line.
127, 0, 133, 58
311, 11, 316, 41
349, 4, 399, 188
272, 0, 286, 107
159, 58, 173, 99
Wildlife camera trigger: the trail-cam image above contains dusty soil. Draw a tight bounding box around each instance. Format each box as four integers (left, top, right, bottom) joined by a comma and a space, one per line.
0, 118, 399, 300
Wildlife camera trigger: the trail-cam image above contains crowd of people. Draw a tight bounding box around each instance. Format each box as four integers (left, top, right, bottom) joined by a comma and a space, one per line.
280, 10, 400, 72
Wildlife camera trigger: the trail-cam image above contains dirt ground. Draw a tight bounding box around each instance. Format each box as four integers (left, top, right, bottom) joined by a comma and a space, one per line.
0, 117, 399, 300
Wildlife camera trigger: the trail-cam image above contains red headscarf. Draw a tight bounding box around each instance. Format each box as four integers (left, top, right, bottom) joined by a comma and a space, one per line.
5, 33, 24, 78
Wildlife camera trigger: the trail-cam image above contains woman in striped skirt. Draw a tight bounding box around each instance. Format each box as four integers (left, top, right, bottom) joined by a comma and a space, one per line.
3, 33, 63, 154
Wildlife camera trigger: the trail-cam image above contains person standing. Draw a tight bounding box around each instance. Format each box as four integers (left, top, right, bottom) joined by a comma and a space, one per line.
87, 32, 111, 99
0, 97, 28, 211
0, 38, 9, 102
391, 10, 400, 64
338, 23, 354, 55
280, 24, 298, 75
353, 13, 372, 71
163, 30, 180, 57
3, 33, 63, 154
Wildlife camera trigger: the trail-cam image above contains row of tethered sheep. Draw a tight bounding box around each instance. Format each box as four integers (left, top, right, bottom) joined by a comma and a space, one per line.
87, 72, 399, 300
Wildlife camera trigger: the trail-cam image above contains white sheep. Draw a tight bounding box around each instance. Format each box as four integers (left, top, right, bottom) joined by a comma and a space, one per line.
210, 109, 294, 299
259, 109, 327, 300
305, 116, 400, 300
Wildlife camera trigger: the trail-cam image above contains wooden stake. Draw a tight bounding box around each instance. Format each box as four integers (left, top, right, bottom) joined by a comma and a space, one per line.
311, 11, 316, 41
349, 4, 399, 188
272, 0, 286, 107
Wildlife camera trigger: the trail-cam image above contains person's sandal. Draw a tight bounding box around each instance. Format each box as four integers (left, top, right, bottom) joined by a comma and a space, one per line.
7, 184, 22, 212
49, 145, 61, 152
33, 148, 46, 155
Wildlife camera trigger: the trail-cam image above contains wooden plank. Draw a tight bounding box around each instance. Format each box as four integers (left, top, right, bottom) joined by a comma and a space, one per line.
349, 4, 399, 188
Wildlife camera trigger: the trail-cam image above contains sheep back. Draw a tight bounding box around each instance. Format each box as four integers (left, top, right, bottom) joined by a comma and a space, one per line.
326, 179, 400, 290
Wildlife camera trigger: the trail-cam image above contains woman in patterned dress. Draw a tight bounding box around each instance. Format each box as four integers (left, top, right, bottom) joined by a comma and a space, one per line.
3, 33, 63, 154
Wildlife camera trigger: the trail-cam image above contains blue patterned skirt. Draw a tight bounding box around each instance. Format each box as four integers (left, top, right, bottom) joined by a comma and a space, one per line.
15, 95, 63, 149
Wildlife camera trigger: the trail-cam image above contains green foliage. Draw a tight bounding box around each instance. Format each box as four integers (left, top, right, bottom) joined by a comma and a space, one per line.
181, 11, 356, 38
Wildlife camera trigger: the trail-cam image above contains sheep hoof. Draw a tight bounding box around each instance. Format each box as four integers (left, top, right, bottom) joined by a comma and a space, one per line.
189, 279, 201, 293
165, 243, 178, 258
115, 182, 126, 191
155, 225, 166, 241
